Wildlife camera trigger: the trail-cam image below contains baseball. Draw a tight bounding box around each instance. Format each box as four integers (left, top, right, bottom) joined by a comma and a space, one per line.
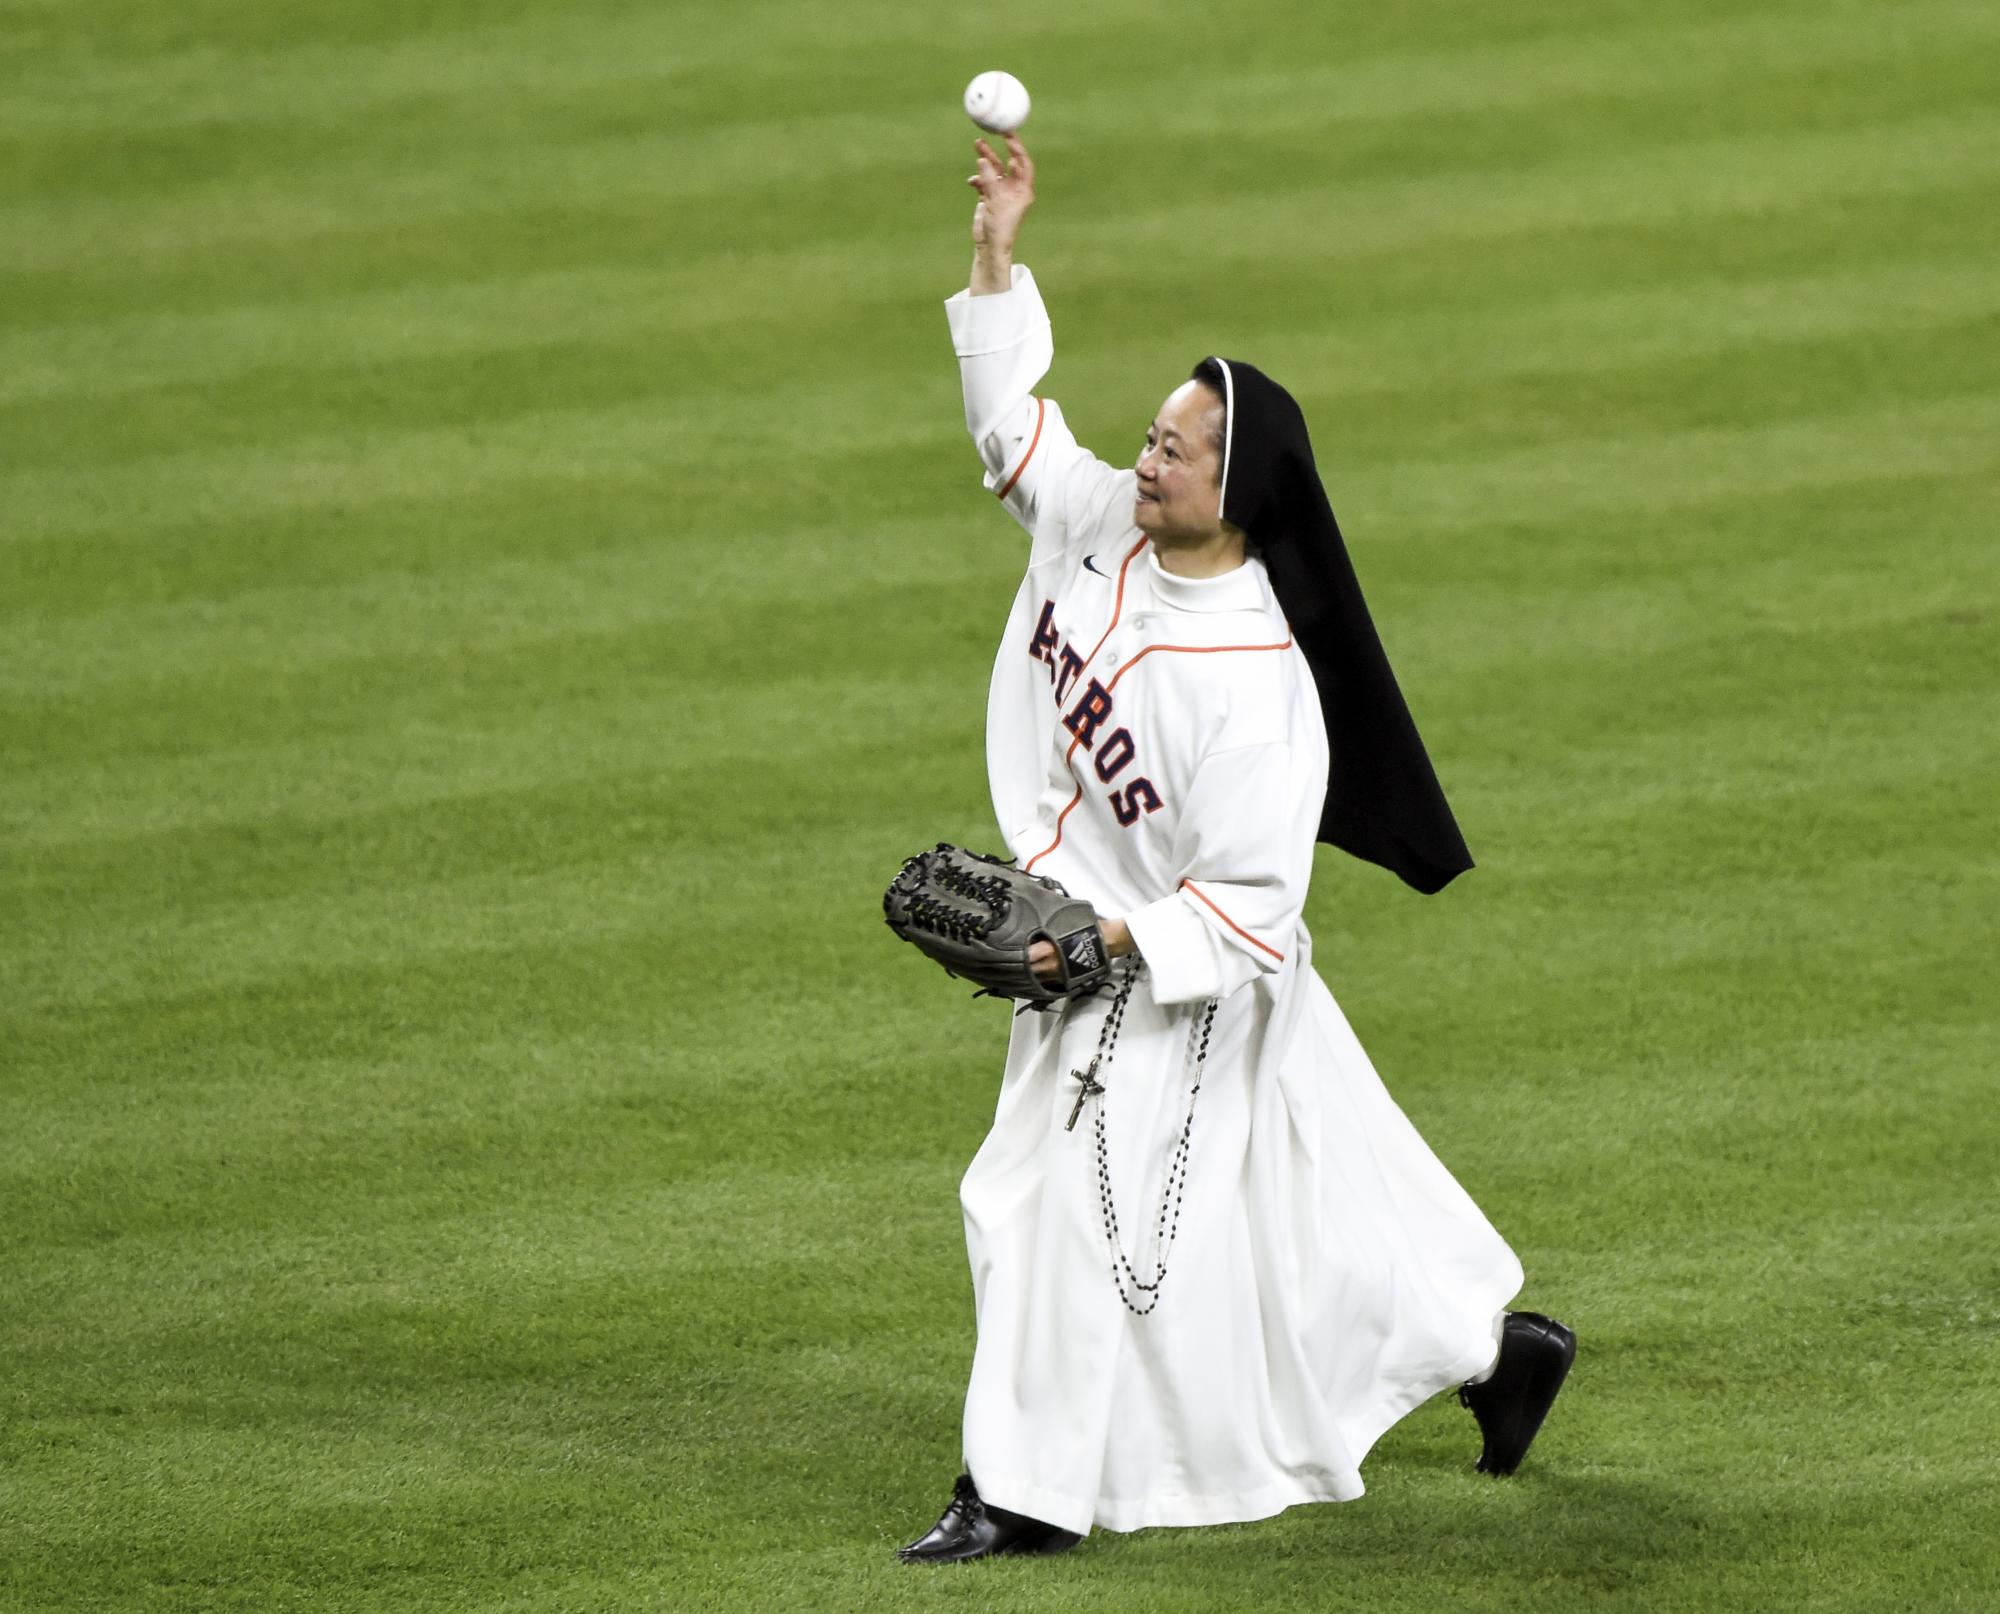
963, 70, 1031, 135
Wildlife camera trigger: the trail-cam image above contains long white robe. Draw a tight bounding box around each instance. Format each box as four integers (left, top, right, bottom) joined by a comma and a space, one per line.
945, 265, 1523, 1536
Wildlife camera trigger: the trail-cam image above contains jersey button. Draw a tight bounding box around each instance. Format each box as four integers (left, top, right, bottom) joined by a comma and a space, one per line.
1104, 651, 1119, 668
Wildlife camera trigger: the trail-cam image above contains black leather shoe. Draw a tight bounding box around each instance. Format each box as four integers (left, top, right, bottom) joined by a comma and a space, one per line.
896, 1473, 1082, 1563
1458, 1311, 1576, 1476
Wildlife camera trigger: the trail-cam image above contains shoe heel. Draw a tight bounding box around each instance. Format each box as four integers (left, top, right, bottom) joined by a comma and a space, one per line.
1509, 1319, 1575, 1472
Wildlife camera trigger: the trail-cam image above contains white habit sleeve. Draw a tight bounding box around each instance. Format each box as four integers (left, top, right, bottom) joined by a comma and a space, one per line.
944, 263, 1131, 543
1122, 739, 1324, 1006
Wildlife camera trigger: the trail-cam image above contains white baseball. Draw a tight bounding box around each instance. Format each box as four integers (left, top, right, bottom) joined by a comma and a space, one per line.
963, 70, 1031, 135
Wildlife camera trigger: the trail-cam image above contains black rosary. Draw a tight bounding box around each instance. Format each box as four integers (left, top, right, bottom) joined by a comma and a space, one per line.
1064, 962, 1219, 1317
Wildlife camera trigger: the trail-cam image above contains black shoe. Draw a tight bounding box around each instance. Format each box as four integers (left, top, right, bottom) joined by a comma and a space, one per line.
1458, 1311, 1576, 1476
896, 1474, 1082, 1563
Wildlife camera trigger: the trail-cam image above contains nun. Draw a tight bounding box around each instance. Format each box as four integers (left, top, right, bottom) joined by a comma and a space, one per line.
897, 134, 1576, 1563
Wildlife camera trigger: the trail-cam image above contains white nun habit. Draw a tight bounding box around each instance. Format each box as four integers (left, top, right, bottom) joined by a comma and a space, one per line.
943, 264, 1523, 1535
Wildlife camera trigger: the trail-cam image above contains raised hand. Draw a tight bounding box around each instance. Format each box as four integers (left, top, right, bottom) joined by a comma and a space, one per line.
968, 133, 1035, 295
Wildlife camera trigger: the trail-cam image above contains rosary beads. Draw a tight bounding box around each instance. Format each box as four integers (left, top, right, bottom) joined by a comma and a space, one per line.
1066, 963, 1219, 1316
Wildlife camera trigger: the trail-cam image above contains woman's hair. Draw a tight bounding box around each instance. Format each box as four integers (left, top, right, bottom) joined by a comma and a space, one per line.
1188, 358, 1230, 464
1187, 357, 1254, 551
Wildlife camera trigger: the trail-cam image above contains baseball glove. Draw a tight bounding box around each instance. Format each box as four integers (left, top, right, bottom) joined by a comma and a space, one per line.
883, 843, 1113, 1008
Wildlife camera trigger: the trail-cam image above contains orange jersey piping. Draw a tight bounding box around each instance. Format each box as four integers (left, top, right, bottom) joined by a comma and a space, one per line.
1181, 878, 1286, 962
995, 397, 1047, 501
1060, 634, 1296, 767
1076, 537, 1149, 675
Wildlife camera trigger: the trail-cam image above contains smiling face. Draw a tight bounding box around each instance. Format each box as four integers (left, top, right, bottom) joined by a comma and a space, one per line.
1134, 379, 1226, 544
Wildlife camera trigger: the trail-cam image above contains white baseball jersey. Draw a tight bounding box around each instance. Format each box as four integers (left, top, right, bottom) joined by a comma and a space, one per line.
945, 264, 1522, 1535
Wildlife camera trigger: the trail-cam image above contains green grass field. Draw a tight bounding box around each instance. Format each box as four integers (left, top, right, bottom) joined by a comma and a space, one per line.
5, 0, 1997, 1607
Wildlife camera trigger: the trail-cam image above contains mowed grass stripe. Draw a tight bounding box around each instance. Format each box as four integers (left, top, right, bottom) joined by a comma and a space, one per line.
1, 1022, 1986, 1601
9, 767, 1986, 1100
1047, 105, 2000, 289
13, 861, 1979, 1212
1, 558, 1986, 911
5, 373, 1993, 592
6, 586, 1987, 1014
0, 0, 1147, 127
2, 1027, 1980, 1372
4, 462, 1990, 862
0, 803, 942, 1013
7, 973, 1985, 1388
1355, 389, 2000, 531
8, 825, 1985, 1113
8, 70, 1998, 324
0, 376, 963, 544
6, 255, 1995, 636
6, 460, 1993, 811
0, 621, 1001, 842
6, 893, 1986, 1305
0, 1, 996, 144
4, 112, 1995, 515
1235, 254, 2000, 412
8, 247, 1997, 488
7, 0, 1996, 246
2, 1080, 964, 1273
5, 0, 1968, 147
8, 164, 1996, 416
2, 962, 999, 1151
7, 580, 1988, 1028
7, 933, 1986, 1196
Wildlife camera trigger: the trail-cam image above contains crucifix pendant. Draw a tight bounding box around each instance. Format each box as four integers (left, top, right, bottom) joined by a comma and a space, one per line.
1065, 1068, 1105, 1132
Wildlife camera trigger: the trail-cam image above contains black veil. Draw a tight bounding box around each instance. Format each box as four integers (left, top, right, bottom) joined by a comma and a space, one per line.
1198, 357, 1474, 895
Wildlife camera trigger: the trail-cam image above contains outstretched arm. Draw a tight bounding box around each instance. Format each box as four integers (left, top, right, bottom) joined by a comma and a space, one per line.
946, 135, 1134, 542
968, 134, 1034, 295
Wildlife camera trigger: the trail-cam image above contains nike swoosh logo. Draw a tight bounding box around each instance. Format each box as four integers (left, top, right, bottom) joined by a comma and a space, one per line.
1082, 554, 1105, 576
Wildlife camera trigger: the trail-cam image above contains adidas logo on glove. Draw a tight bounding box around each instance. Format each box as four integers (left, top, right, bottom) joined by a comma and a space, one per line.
1060, 929, 1104, 975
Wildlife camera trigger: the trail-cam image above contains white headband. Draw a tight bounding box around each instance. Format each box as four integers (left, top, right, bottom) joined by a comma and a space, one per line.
1213, 358, 1235, 523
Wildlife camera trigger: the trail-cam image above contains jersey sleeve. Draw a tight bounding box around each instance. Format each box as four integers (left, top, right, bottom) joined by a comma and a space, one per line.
1121, 736, 1326, 1006
944, 263, 1132, 544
